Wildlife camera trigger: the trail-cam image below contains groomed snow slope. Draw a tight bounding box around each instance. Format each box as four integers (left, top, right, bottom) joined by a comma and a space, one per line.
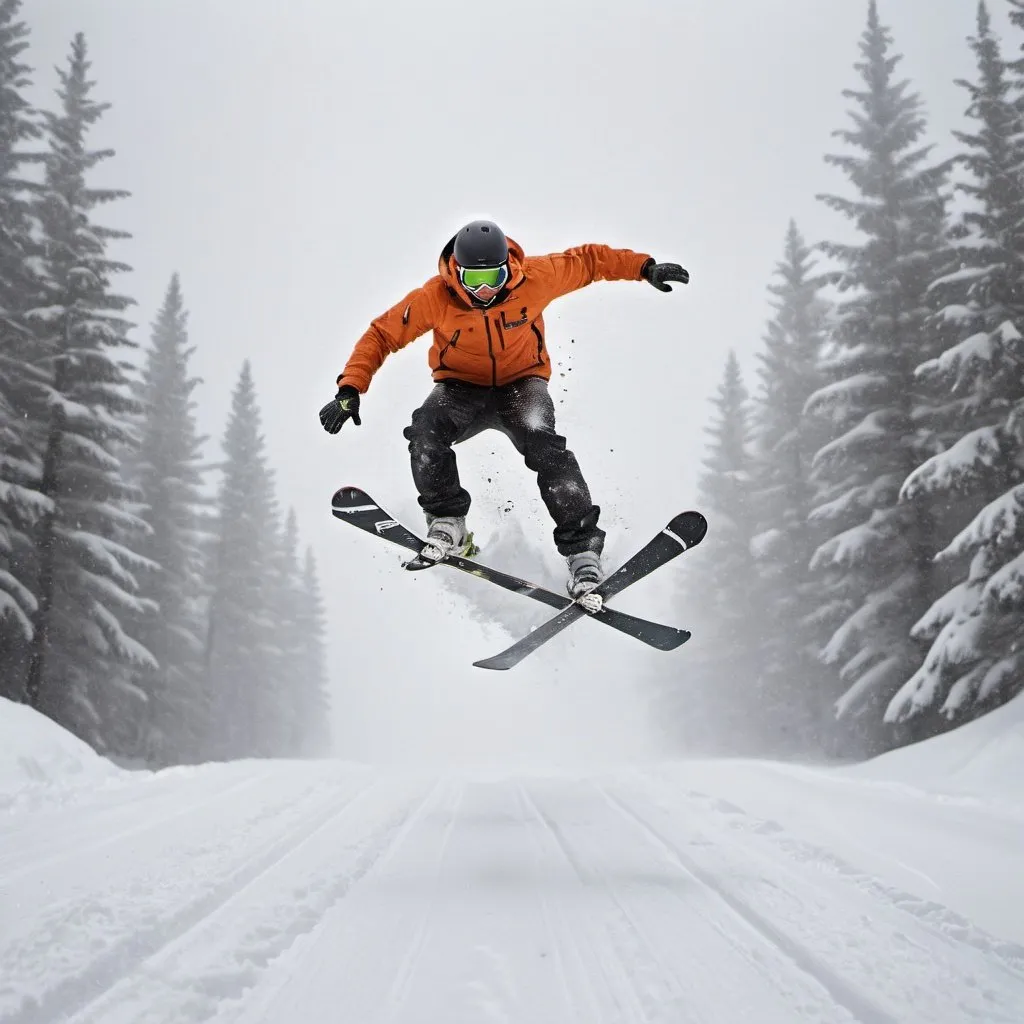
2, 696, 1024, 1024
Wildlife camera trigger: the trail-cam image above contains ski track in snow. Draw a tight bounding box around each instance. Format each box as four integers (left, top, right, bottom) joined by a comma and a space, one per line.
600, 774, 1024, 1022
3, 765, 1024, 1024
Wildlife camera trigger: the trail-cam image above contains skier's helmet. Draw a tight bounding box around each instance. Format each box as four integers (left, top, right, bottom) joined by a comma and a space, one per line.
454, 220, 509, 302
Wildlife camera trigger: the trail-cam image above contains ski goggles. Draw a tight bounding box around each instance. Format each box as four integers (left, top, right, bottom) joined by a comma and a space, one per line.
458, 263, 509, 293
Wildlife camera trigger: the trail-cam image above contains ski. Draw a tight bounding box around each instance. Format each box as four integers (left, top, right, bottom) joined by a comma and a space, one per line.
330, 486, 690, 653
473, 509, 707, 671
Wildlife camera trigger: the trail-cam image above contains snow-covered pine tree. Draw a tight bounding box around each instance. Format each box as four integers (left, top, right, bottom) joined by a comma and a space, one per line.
888, 2, 1024, 725
204, 361, 281, 759
748, 221, 832, 754
805, 2, 953, 751
265, 513, 333, 758
293, 547, 331, 757
1006, 0, 1024, 75
0, 0, 44, 693
127, 274, 210, 764
21, 35, 155, 747
673, 351, 764, 753
267, 507, 303, 756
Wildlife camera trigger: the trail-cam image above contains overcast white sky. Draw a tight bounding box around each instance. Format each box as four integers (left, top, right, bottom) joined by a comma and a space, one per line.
29, 0, 1011, 762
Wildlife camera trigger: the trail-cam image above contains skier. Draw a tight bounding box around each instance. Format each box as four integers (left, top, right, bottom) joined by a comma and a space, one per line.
319, 220, 688, 600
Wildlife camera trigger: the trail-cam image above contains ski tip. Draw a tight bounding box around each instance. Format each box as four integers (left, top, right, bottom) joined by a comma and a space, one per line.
472, 656, 512, 671
666, 510, 708, 549
329, 485, 370, 505
331, 485, 373, 509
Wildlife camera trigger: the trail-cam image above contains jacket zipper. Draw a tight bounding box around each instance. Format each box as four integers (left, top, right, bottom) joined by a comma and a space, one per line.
437, 329, 460, 370
483, 314, 498, 386
531, 323, 545, 367
495, 318, 506, 350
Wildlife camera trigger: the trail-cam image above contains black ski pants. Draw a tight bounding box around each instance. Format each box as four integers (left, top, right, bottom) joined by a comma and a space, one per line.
403, 376, 604, 557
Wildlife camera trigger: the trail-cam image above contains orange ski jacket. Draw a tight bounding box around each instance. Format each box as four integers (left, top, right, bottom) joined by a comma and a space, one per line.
336, 235, 652, 393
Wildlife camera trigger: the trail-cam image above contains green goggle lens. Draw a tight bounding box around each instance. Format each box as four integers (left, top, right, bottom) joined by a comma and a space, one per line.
461, 266, 505, 289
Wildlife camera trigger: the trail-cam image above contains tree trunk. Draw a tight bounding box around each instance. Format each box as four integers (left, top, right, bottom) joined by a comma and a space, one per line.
24, 410, 64, 709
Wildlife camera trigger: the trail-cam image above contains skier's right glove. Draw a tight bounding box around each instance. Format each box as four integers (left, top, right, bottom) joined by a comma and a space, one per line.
319, 385, 361, 433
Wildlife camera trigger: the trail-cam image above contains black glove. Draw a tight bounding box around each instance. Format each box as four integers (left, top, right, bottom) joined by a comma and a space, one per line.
642, 259, 689, 292
319, 385, 361, 434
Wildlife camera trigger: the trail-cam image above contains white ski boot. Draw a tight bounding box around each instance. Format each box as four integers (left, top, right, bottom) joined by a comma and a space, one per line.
420, 514, 476, 562
567, 550, 604, 613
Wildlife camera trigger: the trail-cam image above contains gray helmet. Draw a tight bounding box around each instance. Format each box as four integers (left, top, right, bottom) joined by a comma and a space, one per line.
453, 220, 509, 268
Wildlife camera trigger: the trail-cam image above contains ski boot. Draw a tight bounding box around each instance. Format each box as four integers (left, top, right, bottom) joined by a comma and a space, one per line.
409, 514, 479, 568
567, 550, 604, 613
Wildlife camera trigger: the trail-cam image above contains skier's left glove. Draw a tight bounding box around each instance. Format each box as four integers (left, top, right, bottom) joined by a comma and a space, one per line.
319, 385, 361, 434
642, 259, 689, 292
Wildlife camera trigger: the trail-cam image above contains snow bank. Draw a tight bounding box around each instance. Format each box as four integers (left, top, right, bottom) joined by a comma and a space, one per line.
846, 694, 1024, 804
0, 696, 125, 809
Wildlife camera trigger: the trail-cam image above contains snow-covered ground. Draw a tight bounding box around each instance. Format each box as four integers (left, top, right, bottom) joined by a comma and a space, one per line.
3, 695, 1024, 1024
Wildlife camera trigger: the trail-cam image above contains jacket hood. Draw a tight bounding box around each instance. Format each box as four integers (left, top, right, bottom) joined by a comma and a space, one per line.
438, 233, 526, 305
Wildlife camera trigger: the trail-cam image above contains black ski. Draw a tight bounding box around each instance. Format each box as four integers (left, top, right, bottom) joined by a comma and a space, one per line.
330, 486, 690, 653
473, 510, 708, 671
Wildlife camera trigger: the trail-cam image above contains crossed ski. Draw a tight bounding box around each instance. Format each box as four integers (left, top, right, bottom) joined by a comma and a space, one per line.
331, 486, 707, 670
